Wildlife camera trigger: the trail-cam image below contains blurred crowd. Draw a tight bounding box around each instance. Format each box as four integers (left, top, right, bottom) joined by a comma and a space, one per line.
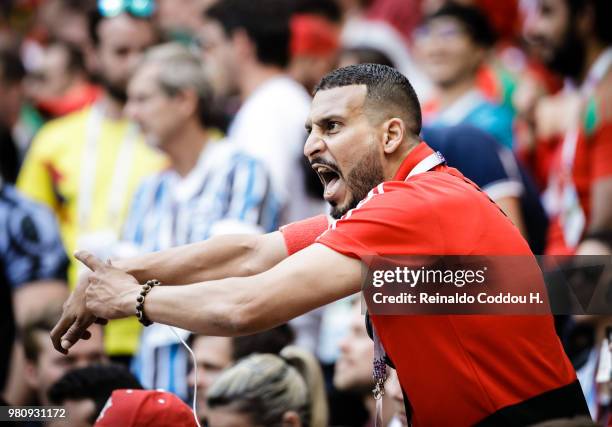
0, 0, 611, 426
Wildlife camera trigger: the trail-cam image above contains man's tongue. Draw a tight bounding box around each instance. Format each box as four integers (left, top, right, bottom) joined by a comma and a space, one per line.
324, 176, 342, 200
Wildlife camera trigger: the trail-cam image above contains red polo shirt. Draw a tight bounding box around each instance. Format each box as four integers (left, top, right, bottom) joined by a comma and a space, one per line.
281, 142, 583, 426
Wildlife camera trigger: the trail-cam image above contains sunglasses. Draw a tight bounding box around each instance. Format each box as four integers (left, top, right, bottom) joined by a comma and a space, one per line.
98, 0, 155, 18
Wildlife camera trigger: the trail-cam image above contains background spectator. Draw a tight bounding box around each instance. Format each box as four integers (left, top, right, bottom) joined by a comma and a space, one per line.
207, 346, 328, 427
121, 42, 280, 400
25, 40, 100, 119
0, 48, 26, 183
187, 324, 294, 424
16, 6, 167, 361
94, 389, 198, 427
48, 364, 143, 427
21, 305, 107, 406
523, 0, 612, 256
0, 181, 68, 407
416, 4, 515, 149
334, 299, 397, 427
201, 0, 326, 355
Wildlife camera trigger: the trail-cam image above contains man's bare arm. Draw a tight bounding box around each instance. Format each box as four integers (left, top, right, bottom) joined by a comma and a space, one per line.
51, 231, 289, 353
83, 243, 362, 336
114, 231, 289, 284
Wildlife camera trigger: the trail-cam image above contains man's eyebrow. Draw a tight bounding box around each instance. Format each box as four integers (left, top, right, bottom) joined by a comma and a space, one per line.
311, 114, 345, 126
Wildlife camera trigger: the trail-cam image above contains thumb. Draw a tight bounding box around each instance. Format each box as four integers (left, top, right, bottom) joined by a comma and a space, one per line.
74, 250, 106, 272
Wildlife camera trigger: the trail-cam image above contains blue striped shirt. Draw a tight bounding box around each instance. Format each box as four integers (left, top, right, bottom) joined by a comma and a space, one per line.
125, 140, 280, 399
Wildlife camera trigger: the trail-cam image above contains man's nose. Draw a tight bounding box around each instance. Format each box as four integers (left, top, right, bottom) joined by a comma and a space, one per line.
189, 367, 207, 388
338, 336, 351, 354
304, 132, 325, 160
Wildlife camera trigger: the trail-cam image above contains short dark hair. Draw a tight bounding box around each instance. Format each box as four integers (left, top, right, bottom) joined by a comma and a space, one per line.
314, 64, 422, 135
425, 3, 497, 48
340, 47, 396, 69
0, 48, 25, 84
48, 364, 142, 424
87, 9, 155, 47
567, 0, 612, 44
205, 0, 292, 68
232, 324, 295, 361
47, 39, 87, 74
294, 0, 342, 22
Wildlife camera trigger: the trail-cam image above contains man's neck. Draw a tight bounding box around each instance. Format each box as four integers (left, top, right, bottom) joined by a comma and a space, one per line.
239, 63, 285, 100
99, 92, 125, 121
384, 139, 419, 182
436, 75, 477, 110
163, 120, 208, 177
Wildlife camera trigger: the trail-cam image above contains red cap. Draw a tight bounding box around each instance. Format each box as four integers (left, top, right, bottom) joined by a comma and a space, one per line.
94, 389, 198, 427
290, 14, 339, 58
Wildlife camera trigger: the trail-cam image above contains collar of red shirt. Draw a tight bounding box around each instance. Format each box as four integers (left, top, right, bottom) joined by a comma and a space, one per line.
392, 141, 437, 181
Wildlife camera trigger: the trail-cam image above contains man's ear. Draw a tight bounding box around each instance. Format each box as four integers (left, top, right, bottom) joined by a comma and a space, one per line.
175, 89, 199, 121
232, 29, 255, 61
382, 118, 406, 154
281, 410, 302, 427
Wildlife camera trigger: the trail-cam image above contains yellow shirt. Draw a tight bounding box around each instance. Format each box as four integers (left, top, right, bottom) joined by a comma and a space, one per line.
17, 105, 167, 355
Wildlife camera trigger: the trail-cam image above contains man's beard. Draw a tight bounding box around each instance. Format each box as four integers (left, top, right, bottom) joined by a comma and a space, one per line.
101, 78, 128, 104
331, 148, 384, 219
546, 25, 586, 80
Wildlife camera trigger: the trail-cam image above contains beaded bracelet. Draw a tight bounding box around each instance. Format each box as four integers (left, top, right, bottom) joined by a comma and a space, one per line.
136, 279, 160, 326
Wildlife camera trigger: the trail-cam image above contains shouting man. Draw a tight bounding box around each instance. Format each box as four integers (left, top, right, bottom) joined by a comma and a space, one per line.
53, 64, 587, 426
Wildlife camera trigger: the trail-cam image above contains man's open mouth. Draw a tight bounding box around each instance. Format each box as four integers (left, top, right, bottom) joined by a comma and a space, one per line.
312, 163, 343, 200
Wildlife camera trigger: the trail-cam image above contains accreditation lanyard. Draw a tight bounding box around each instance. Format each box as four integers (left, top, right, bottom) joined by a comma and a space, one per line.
551, 47, 612, 248
372, 150, 446, 427
78, 103, 139, 233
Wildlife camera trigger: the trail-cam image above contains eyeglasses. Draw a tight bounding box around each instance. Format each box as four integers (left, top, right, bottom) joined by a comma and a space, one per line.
98, 0, 156, 18
414, 22, 467, 42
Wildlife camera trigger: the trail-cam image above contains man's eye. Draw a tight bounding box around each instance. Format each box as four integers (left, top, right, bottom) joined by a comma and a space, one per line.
327, 122, 340, 132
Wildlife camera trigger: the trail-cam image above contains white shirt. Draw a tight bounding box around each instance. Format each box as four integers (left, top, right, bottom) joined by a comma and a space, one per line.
228, 75, 326, 353
228, 75, 326, 224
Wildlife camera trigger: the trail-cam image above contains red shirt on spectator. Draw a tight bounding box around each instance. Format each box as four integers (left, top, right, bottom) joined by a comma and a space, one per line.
282, 143, 583, 426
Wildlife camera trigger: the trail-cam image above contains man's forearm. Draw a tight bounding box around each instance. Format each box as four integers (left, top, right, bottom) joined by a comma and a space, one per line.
113, 231, 288, 285
122, 243, 361, 336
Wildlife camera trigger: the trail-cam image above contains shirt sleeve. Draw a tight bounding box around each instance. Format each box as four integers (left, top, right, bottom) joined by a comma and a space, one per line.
426, 125, 523, 200
2, 187, 68, 288
212, 153, 280, 235
280, 214, 329, 255
315, 185, 445, 262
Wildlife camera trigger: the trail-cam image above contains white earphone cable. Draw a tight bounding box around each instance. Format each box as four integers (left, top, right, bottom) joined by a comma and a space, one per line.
168, 325, 201, 427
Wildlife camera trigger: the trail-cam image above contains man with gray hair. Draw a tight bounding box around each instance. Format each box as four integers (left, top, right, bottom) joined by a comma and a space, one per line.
119, 43, 281, 399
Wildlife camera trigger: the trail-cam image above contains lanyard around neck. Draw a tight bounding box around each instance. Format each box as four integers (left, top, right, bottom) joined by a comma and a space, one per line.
406, 151, 446, 180
581, 47, 612, 96
78, 103, 138, 233
561, 48, 612, 171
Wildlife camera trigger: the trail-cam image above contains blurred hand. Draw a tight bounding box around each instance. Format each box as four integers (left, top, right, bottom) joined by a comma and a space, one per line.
77, 251, 140, 321
513, 74, 547, 122
50, 271, 107, 354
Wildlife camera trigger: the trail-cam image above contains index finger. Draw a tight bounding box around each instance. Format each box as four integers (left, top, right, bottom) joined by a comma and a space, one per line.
74, 250, 106, 272
50, 313, 74, 354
